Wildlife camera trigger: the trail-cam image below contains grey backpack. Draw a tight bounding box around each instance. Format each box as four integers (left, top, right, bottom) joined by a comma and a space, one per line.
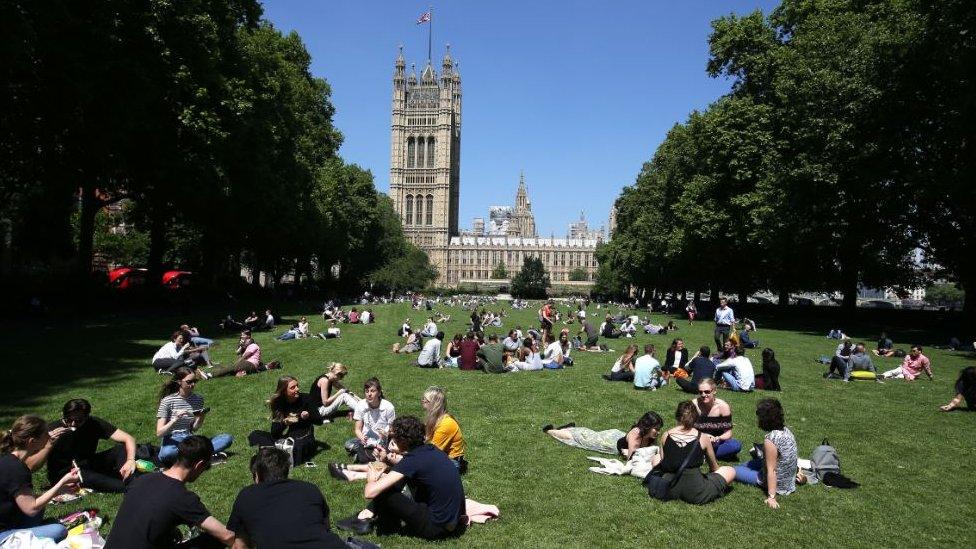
808, 438, 841, 484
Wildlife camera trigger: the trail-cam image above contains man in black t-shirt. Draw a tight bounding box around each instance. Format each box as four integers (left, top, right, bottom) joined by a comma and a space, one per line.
105, 436, 234, 549
36, 399, 137, 493
228, 448, 346, 548
338, 416, 465, 540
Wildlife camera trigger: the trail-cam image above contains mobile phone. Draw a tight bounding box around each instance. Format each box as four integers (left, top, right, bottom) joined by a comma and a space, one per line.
192, 407, 211, 416
304, 461, 317, 468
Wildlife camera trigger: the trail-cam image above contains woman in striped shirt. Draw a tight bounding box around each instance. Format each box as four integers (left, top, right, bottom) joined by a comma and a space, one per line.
156, 367, 233, 464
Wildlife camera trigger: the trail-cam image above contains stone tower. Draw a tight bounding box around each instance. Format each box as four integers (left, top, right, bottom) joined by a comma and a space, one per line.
389, 45, 462, 279
510, 171, 537, 237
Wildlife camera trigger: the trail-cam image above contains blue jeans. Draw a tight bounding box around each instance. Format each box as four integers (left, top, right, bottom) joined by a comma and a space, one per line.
277, 331, 297, 341
191, 337, 214, 347
0, 512, 68, 543
733, 458, 764, 486
721, 371, 742, 391
712, 438, 742, 459
159, 431, 234, 463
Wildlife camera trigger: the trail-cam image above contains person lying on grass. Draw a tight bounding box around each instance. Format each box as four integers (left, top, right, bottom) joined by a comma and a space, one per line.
336, 416, 466, 540
391, 329, 422, 353
544, 411, 663, 458
733, 398, 806, 509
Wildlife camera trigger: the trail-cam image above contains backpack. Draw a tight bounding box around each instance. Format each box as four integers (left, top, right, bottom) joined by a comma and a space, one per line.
809, 438, 840, 483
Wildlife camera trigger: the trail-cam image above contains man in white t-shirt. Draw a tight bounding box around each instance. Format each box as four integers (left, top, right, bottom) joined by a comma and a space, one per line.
715, 355, 755, 392
417, 331, 444, 368
541, 334, 564, 368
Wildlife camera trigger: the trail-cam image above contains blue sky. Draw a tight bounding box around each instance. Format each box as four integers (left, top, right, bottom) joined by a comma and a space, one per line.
262, 0, 780, 236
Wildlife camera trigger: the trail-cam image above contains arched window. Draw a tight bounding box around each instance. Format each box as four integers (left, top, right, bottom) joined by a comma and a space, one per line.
427, 137, 435, 168
415, 194, 423, 225
406, 138, 415, 168
405, 194, 413, 225
426, 194, 434, 225
417, 136, 425, 168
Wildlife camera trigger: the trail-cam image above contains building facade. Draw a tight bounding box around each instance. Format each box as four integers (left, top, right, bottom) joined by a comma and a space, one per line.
389, 47, 605, 287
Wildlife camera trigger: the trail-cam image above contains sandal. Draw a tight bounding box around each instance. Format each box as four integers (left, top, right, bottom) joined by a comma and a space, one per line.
328, 463, 349, 481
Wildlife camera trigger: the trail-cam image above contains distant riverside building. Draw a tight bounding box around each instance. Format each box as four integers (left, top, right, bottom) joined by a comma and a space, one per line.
388, 46, 610, 287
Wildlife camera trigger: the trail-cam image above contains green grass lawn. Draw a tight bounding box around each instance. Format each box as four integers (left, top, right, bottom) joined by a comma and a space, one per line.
3, 301, 975, 548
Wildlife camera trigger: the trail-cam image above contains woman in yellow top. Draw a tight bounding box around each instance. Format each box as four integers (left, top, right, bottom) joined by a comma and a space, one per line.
422, 386, 467, 472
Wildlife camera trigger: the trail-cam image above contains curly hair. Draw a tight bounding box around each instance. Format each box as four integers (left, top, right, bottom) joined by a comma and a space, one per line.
756, 398, 785, 431
389, 416, 426, 452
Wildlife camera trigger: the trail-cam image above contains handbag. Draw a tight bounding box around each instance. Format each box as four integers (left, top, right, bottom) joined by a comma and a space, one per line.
275, 437, 295, 466
643, 434, 701, 501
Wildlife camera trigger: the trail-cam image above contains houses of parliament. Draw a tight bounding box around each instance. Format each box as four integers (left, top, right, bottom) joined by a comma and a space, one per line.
388, 46, 613, 287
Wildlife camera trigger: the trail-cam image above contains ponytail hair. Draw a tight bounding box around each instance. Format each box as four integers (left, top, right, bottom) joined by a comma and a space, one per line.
1, 415, 48, 454
159, 366, 195, 403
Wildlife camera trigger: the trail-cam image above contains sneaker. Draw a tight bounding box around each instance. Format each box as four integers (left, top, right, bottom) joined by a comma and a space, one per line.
541, 424, 555, 433
336, 515, 374, 536
556, 422, 576, 430
210, 452, 228, 465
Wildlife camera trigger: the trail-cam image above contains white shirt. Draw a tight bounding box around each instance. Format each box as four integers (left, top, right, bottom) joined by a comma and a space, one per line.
297, 321, 309, 336
353, 399, 396, 445
361, 311, 371, 324
418, 338, 442, 366
669, 350, 685, 370
577, 310, 586, 320
714, 306, 736, 325
327, 326, 341, 336
543, 341, 563, 362
424, 321, 437, 334
716, 356, 755, 389
152, 341, 186, 363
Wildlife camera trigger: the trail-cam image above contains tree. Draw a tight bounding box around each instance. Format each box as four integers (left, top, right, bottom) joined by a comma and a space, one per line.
568, 267, 588, 282
925, 284, 965, 308
368, 244, 437, 294
510, 256, 550, 299
491, 262, 508, 280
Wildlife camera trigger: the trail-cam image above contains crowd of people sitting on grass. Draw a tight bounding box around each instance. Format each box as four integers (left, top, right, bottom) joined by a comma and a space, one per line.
3, 295, 973, 546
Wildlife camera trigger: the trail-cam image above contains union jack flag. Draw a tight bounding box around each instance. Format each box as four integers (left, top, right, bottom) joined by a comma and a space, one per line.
416, 11, 431, 24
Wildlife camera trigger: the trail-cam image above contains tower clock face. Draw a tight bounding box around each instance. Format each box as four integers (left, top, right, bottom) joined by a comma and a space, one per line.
408, 88, 439, 108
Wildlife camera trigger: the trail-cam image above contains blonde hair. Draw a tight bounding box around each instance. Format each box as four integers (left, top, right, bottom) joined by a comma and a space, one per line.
423, 386, 447, 439
697, 378, 716, 391
1, 415, 47, 454
328, 362, 347, 376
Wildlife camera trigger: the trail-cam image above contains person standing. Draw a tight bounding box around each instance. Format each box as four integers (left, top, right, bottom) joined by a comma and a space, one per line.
686, 301, 697, 325
713, 298, 736, 351
105, 436, 234, 549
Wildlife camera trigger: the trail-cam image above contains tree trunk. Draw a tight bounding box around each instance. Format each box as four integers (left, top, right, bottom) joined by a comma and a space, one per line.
709, 285, 719, 303
738, 290, 748, 305
840, 261, 859, 311
960, 271, 976, 324
76, 186, 100, 279
146, 211, 167, 283
778, 287, 790, 309
693, 289, 700, 302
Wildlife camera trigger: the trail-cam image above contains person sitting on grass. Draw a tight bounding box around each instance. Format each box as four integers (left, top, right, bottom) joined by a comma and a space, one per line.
620, 317, 637, 338
880, 345, 933, 381
178, 325, 216, 367
559, 332, 574, 366
715, 352, 756, 392
0, 415, 78, 544
664, 339, 689, 375
151, 331, 195, 374
417, 331, 445, 368
502, 330, 521, 352
692, 379, 742, 460
248, 376, 322, 465
577, 319, 600, 350
476, 334, 508, 373
392, 329, 422, 354
337, 416, 466, 540
156, 367, 233, 465
544, 411, 663, 458
825, 338, 855, 380
733, 398, 804, 509
759, 348, 782, 391
243, 311, 262, 331
848, 343, 879, 382
458, 332, 481, 371
603, 344, 639, 382
600, 314, 622, 339
209, 330, 281, 378
940, 366, 976, 411
651, 401, 735, 504
739, 323, 760, 349
228, 447, 349, 549
713, 340, 738, 361
36, 399, 137, 494
634, 344, 666, 391
348, 308, 360, 324
444, 333, 463, 368
541, 332, 565, 369
310, 363, 360, 422
511, 337, 544, 371
676, 346, 718, 394
105, 436, 234, 549
421, 317, 438, 338
873, 331, 894, 357
341, 378, 396, 467
422, 387, 467, 472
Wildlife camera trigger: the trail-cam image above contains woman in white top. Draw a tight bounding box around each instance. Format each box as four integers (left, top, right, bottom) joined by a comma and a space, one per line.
604, 344, 638, 382
541, 333, 565, 369
151, 331, 189, 373
512, 337, 544, 371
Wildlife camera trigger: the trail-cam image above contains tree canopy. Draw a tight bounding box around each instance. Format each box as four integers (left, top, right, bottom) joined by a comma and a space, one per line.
511, 257, 550, 299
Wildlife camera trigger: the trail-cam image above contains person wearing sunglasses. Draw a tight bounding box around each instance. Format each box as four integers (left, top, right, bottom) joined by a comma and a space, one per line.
29, 399, 137, 494
309, 363, 360, 422
105, 436, 234, 548
156, 367, 233, 465
692, 379, 743, 460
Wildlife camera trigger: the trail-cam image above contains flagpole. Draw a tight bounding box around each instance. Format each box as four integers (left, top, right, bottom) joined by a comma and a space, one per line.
427, 5, 433, 64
